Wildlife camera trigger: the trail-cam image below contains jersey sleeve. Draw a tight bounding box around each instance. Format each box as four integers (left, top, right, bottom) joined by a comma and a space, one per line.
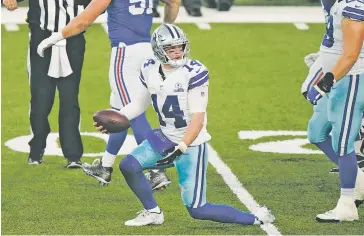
139, 57, 156, 88
187, 60, 209, 91
342, 2, 364, 21
188, 85, 208, 113
120, 85, 151, 120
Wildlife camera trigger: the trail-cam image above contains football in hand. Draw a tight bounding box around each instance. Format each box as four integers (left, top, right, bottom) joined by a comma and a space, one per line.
93, 109, 130, 133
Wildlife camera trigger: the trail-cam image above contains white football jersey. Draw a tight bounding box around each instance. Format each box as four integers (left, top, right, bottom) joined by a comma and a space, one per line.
140, 57, 211, 146
320, 0, 364, 73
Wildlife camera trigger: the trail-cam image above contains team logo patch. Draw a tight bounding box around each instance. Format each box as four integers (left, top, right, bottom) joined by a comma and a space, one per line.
174, 83, 184, 92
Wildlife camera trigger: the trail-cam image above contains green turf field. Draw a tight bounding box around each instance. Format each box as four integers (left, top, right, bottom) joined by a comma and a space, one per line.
2, 23, 364, 235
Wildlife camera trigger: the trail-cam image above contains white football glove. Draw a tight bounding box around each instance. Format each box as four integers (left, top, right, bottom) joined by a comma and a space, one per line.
37, 32, 65, 57
304, 52, 320, 69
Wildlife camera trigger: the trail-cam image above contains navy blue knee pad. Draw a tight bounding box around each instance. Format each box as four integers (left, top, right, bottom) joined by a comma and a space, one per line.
119, 154, 142, 175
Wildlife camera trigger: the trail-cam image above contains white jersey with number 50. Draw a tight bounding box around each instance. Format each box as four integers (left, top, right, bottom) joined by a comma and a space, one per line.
320, 0, 364, 73
140, 57, 212, 146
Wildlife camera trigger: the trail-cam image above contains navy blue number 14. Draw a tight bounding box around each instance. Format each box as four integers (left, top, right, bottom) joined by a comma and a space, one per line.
151, 94, 187, 128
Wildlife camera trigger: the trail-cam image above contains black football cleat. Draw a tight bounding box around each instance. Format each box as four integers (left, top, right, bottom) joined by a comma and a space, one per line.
145, 169, 171, 191
28, 149, 45, 165
28, 158, 43, 165
66, 160, 83, 169
82, 159, 113, 186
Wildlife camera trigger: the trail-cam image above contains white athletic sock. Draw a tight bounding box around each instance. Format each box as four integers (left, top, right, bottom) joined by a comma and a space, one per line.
148, 206, 161, 213
341, 188, 355, 198
102, 151, 116, 167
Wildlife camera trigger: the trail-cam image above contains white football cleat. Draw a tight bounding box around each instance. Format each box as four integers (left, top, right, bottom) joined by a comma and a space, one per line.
125, 209, 164, 226
316, 196, 359, 223
255, 206, 275, 224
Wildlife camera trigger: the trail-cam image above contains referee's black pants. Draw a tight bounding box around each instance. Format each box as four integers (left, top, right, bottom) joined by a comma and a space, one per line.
28, 24, 85, 162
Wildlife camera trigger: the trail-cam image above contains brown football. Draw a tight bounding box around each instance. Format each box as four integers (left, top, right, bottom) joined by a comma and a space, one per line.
93, 109, 130, 133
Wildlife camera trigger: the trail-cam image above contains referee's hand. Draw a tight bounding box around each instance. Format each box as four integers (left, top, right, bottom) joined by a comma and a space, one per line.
37, 32, 65, 57
3, 0, 18, 11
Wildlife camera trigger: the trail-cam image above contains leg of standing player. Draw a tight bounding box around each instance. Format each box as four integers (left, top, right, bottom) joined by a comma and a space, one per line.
82, 43, 151, 185
28, 25, 58, 164
316, 74, 364, 222
305, 64, 364, 206
304, 58, 340, 167
82, 43, 171, 188
57, 32, 85, 168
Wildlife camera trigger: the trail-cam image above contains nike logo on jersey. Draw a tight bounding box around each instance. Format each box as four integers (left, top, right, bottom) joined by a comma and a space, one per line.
355, 4, 362, 8
196, 68, 202, 73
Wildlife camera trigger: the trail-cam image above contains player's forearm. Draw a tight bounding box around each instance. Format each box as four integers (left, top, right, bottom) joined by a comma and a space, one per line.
331, 54, 358, 81
182, 112, 204, 146
163, 0, 180, 23
119, 101, 149, 121
333, 18, 364, 81
61, 0, 110, 38
119, 92, 151, 120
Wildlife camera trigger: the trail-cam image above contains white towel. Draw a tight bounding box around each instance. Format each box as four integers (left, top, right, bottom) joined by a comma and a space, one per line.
47, 34, 73, 78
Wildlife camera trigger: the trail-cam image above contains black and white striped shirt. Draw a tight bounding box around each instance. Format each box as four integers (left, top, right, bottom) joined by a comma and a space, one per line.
27, 0, 91, 32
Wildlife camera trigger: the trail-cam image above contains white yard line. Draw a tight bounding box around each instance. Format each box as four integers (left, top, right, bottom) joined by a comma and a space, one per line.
208, 144, 282, 236
196, 23, 211, 30
4, 23, 19, 31
294, 22, 309, 30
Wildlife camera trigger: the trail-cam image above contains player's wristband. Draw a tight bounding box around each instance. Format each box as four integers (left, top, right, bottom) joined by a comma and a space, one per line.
178, 142, 188, 153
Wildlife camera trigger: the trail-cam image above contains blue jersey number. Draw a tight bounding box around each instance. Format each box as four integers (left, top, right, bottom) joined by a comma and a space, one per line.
184, 60, 202, 73
322, 15, 334, 48
151, 94, 187, 129
144, 59, 155, 68
129, 0, 153, 15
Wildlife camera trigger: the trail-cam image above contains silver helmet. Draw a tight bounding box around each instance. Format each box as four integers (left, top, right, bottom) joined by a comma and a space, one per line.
151, 24, 190, 68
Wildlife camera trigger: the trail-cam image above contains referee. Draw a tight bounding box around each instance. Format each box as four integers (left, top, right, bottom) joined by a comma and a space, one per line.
4, 0, 90, 167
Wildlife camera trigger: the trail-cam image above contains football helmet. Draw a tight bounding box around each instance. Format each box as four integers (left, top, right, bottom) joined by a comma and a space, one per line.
151, 24, 190, 67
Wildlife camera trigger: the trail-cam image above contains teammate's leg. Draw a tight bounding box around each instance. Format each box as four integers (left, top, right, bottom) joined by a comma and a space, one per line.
307, 96, 339, 164
177, 143, 275, 225
316, 74, 364, 222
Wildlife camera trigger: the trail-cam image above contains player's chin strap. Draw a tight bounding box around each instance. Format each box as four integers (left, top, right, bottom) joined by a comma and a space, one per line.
159, 65, 166, 81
